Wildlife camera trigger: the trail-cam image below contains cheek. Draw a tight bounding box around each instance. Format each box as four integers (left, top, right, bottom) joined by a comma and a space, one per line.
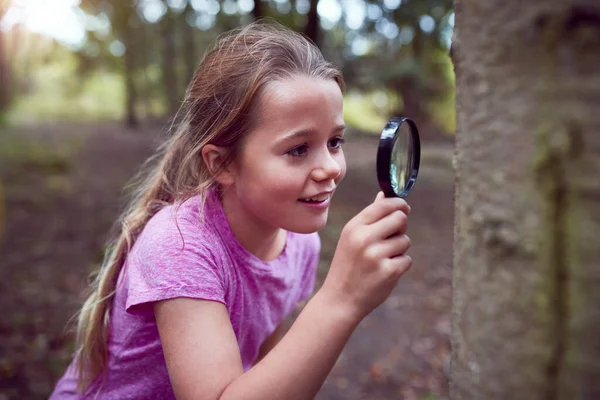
242, 161, 302, 198
335, 153, 347, 184
263, 178, 299, 197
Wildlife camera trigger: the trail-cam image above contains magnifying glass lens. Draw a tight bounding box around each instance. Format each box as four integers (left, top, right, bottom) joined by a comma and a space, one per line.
390, 124, 412, 194
376, 117, 420, 198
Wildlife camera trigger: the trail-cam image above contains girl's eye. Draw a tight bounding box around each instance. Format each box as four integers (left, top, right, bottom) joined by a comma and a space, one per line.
329, 137, 346, 149
287, 144, 308, 157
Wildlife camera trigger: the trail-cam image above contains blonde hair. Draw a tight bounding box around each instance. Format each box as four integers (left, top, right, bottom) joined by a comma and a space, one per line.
74, 20, 344, 390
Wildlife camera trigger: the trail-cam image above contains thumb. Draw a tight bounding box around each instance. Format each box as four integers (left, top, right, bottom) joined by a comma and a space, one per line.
374, 191, 412, 214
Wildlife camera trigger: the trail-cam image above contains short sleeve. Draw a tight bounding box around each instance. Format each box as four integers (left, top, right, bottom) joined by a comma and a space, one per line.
297, 232, 321, 303
124, 208, 226, 315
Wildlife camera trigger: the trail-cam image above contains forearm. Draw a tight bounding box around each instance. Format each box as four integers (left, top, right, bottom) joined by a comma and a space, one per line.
219, 290, 358, 400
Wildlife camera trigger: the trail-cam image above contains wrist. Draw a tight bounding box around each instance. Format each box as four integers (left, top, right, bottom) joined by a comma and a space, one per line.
311, 287, 362, 329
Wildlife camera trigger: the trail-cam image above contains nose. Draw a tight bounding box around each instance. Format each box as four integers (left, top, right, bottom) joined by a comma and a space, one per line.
311, 150, 342, 182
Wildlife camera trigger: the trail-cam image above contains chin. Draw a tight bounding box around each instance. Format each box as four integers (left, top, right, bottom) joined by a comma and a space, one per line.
283, 214, 329, 234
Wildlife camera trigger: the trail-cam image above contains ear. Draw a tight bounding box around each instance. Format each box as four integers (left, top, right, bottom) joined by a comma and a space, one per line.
201, 144, 236, 187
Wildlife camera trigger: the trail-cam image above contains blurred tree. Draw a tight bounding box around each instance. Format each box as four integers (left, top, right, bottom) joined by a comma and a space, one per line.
114, 1, 140, 127
0, 179, 3, 243
304, 0, 321, 47
0, 0, 12, 116
161, 2, 180, 118
338, 0, 453, 130
0, 0, 7, 242
62, 0, 456, 131
78, 0, 142, 126
452, 1, 600, 398
252, 0, 264, 20
389, 0, 452, 120
182, 1, 197, 86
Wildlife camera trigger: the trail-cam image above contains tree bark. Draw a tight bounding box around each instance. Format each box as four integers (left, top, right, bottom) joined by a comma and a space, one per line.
452, 1, 600, 399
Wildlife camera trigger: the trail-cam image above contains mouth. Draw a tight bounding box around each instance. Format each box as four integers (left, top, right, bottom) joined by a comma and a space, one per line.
298, 191, 334, 204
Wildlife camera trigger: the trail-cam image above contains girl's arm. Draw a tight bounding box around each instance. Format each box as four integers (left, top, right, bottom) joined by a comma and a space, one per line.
156, 291, 357, 400
254, 323, 284, 365
156, 194, 411, 400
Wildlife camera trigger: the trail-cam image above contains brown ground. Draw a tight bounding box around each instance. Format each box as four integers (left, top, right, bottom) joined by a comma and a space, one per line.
0, 122, 454, 400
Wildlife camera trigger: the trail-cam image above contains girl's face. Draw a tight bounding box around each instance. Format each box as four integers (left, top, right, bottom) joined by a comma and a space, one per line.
229, 75, 346, 234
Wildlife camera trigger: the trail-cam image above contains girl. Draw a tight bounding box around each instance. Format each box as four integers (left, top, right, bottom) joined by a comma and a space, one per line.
51, 21, 412, 400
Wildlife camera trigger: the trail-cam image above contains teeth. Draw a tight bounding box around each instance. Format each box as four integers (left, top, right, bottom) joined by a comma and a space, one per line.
303, 194, 328, 202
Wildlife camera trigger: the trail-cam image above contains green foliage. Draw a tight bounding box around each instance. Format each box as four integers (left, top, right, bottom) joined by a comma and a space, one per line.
7, 53, 125, 124
427, 91, 456, 134
343, 91, 401, 134
425, 48, 456, 134
4, 0, 455, 131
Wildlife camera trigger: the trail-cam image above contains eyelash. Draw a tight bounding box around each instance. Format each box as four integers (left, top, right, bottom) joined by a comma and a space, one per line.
287, 137, 346, 157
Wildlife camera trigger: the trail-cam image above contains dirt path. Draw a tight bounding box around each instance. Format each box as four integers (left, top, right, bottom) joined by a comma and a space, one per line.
0, 123, 454, 399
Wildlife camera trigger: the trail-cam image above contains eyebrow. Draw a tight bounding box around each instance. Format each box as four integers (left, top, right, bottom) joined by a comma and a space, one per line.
276, 124, 346, 145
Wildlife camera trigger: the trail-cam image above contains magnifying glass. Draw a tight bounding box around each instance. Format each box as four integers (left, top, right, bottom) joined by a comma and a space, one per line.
376, 117, 421, 198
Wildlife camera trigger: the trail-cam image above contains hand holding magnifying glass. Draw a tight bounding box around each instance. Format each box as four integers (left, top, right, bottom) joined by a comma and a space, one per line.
376, 117, 421, 198
320, 117, 418, 322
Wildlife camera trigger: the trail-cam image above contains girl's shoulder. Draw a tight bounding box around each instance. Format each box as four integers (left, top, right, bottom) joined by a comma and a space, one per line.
124, 195, 230, 313
133, 195, 220, 259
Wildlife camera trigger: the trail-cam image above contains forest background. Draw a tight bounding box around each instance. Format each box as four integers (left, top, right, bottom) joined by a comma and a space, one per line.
0, 0, 456, 399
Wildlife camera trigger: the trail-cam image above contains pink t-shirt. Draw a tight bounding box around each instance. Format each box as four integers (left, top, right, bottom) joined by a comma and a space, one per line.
51, 189, 320, 399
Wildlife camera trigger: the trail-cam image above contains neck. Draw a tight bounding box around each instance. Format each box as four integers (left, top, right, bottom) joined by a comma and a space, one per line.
220, 188, 287, 262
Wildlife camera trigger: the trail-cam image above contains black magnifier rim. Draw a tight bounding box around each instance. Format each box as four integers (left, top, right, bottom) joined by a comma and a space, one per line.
376, 117, 421, 198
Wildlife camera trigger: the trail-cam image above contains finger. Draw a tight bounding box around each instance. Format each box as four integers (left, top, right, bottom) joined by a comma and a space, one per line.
367, 209, 408, 239
375, 234, 411, 258
383, 255, 413, 280
375, 191, 411, 215
358, 197, 410, 225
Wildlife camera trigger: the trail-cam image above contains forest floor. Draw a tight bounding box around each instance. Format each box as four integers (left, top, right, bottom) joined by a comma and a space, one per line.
0, 122, 454, 400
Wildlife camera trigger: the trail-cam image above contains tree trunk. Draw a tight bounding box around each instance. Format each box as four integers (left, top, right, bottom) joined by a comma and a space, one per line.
114, 2, 138, 128
252, 0, 263, 20
0, 1, 12, 114
451, 1, 600, 399
0, 27, 9, 114
396, 22, 425, 125
138, 19, 155, 120
183, 3, 196, 87
396, 78, 422, 123
123, 22, 138, 128
304, 0, 320, 47
162, 6, 179, 119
